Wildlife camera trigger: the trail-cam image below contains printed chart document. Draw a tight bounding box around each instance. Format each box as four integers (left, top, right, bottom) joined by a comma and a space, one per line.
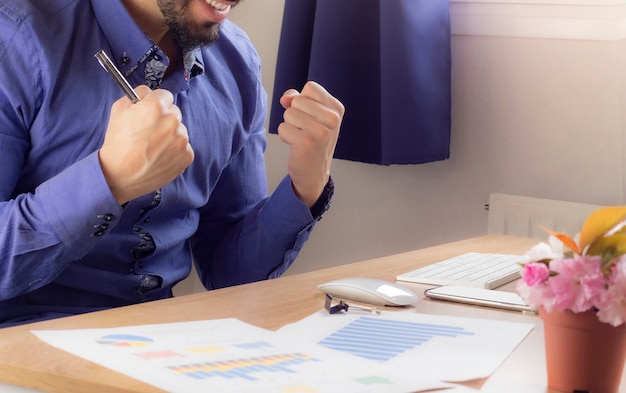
276, 311, 534, 382
32, 318, 456, 393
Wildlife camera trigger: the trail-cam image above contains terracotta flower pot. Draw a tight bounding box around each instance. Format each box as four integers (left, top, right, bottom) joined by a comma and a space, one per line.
540, 308, 626, 393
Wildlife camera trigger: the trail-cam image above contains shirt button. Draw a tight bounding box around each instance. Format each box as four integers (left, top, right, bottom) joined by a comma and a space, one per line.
93, 230, 105, 237
97, 214, 114, 221
94, 223, 109, 231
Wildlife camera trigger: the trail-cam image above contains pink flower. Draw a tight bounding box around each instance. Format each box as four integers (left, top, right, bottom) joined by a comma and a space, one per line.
596, 257, 626, 326
548, 255, 604, 313
520, 262, 550, 286
516, 278, 554, 310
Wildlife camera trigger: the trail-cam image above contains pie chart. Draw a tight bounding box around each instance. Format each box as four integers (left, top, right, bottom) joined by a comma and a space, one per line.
95, 334, 154, 347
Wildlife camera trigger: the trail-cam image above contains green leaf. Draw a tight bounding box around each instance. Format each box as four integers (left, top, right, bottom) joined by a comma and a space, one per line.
586, 234, 626, 270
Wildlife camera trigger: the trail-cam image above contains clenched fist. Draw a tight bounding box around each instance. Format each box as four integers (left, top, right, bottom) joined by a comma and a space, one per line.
277, 81, 344, 208
99, 86, 194, 205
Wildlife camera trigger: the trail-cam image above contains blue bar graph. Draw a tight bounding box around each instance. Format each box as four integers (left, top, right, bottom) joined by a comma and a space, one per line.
318, 316, 475, 362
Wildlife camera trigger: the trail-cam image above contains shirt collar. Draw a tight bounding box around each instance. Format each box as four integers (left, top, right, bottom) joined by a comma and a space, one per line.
91, 0, 204, 90
184, 50, 205, 81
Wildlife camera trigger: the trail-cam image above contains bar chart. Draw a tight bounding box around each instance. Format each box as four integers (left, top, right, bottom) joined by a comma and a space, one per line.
168, 352, 320, 381
317, 316, 475, 362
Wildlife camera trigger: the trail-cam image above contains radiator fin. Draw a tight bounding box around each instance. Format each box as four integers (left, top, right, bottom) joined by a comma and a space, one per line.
487, 193, 603, 239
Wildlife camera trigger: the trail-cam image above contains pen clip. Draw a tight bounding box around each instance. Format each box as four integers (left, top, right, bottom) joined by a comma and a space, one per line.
94, 50, 141, 103
324, 294, 380, 315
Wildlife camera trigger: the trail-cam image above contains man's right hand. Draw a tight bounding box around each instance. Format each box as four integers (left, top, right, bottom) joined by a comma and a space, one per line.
98, 86, 194, 205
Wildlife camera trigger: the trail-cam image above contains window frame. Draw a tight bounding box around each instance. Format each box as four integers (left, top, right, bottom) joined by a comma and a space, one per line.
449, 0, 626, 40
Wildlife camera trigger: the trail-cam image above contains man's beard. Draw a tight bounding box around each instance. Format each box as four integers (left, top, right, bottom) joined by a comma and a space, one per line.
157, 0, 222, 51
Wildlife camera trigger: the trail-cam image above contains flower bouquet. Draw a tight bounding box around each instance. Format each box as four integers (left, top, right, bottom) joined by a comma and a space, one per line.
516, 206, 626, 326
516, 206, 626, 392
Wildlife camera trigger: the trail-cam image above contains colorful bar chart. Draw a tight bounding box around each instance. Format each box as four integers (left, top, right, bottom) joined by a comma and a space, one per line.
168, 352, 320, 381
317, 316, 475, 362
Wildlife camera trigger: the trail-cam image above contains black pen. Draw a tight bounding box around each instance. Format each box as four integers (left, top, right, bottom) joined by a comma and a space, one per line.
94, 50, 141, 103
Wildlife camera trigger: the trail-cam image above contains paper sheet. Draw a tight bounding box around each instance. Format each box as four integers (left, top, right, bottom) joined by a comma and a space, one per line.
33, 318, 456, 393
276, 311, 534, 382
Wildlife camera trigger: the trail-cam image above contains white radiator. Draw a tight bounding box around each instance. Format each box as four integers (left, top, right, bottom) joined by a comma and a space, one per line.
487, 193, 603, 239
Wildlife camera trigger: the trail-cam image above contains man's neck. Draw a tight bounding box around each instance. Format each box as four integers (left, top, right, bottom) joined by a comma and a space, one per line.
120, 0, 180, 67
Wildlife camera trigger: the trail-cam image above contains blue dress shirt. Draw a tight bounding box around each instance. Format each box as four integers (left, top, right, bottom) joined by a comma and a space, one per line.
0, 0, 331, 327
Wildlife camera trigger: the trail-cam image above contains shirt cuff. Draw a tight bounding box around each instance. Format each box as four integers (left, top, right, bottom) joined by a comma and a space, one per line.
309, 176, 335, 220
36, 151, 123, 257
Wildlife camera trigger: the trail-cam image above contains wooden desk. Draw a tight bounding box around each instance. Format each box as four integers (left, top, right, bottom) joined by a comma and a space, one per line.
0, 235, 621, 393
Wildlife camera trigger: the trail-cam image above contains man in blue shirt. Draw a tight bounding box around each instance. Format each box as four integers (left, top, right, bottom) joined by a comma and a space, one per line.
0, 0, 344, 327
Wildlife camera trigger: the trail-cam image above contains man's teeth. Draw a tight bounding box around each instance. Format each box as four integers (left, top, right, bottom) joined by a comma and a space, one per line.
206, 0, 229, 11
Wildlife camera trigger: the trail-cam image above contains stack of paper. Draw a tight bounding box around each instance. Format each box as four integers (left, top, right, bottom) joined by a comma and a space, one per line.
33, 311, 533, 393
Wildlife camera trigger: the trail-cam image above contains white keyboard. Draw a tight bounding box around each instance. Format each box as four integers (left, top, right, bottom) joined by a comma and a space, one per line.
396, 252, 528, 289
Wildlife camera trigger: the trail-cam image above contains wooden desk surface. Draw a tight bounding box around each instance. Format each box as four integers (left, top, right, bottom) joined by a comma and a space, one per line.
0, 235, 620, 393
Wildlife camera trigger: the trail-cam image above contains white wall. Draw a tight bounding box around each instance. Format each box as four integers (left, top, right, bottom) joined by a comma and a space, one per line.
229, 1, 626, 275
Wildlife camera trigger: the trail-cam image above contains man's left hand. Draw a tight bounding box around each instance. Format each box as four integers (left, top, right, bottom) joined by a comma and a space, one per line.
277, 81, 345, 208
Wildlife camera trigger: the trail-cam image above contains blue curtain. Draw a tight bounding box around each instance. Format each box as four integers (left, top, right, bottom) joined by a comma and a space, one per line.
269, 0, 451, 165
